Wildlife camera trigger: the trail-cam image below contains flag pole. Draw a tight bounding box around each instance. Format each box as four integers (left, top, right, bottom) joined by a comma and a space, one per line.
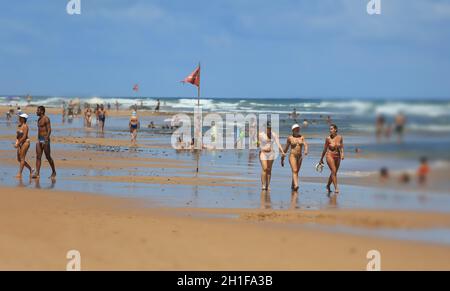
197, 62, 201, 106
196, 62, 201, 173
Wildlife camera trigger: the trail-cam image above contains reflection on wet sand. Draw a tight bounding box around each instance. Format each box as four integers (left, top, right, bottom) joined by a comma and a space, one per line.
290, 191, 299, 209
260, 190, 271, 209
328, 192, 338, 207
16, 177, 56, 190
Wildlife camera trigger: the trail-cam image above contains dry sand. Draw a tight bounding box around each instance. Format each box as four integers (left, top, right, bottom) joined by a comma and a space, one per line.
1, 185, 450, 270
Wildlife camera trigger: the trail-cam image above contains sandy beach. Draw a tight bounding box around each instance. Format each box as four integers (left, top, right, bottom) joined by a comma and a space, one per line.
1, 103, 450, 271
2, 185, 450, 270
2, 1, 450, 274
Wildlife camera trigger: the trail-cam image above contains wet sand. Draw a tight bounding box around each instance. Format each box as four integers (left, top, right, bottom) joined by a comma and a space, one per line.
1, 185, 450, 270
2, 105, 450, 270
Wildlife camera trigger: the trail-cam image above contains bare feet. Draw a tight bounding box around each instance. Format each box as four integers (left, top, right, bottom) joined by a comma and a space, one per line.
50, 172, 57, 179
334, 189, 340, 194
31, 172, 40, 179
326, 185, 332, 193
15, 174, 22, 179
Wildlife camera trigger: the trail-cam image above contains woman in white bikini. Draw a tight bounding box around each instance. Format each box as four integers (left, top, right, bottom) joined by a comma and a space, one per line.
281, 124, 308, 191
14, 113, 33, 178
258, 121, 285, 191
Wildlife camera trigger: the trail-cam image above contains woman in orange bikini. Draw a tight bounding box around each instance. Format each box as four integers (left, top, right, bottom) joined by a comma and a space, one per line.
318, 124, 344, 194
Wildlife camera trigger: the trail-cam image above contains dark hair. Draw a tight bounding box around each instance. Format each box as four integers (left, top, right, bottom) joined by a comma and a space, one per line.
420, 156, 428, 163
330, 124, 338, 131
38, 105, 46, 113
19, 116, 27, 123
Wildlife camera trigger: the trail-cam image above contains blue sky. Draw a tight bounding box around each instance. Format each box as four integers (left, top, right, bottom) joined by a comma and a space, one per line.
1, 0, 449, 99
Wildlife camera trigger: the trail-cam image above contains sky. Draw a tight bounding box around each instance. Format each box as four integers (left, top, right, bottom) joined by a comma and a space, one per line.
0, 0, 450, 99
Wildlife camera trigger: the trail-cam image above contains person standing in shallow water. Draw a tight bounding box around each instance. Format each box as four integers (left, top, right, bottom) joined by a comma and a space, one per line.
15, 113, 33, 178
129, 111, 140, 146
281, 124, 308, 191
258, 121, 285, 191
32, 106, 56, 179
318, 124, 344, 194
98, 104, 107, 133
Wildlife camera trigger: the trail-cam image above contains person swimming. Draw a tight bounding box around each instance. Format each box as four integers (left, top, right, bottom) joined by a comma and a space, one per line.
281, 124, 308, 191
318, 124, 344, 194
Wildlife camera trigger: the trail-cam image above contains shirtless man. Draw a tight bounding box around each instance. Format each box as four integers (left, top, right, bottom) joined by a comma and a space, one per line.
32, 106, 56, 179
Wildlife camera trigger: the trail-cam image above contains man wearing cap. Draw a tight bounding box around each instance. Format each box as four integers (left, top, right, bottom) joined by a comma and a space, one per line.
32, 106, 56, 179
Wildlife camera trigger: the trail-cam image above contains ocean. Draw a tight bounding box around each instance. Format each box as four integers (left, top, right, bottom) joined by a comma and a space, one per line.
2, 96, 450, 135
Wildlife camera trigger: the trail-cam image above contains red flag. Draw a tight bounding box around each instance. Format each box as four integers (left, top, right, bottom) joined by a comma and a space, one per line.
182, 65, 200, 87
132, 84, 139, 92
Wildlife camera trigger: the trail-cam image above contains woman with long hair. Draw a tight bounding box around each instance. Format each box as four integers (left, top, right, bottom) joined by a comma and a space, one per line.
318, 124, 344, 194
258, 121, 285, 191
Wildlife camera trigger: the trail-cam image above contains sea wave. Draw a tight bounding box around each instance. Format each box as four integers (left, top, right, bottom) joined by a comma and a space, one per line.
1, 96, 449, 119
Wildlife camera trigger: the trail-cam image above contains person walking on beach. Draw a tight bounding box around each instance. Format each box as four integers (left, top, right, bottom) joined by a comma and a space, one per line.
375, 114, 385, 142
258, 121, 285, 191
318, 124, 344, 194
61, 101, 66, 123
32, 106, 56, 179
14, 113, 33, 178
84, 105, 93, 128
98, 104, 107, 133
281, 124, 308, 191
394, 112, 406, 143
129, 111, 140, 146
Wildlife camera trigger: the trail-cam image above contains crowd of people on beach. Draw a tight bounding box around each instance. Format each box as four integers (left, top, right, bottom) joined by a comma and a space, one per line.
5, 99, 432, 196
